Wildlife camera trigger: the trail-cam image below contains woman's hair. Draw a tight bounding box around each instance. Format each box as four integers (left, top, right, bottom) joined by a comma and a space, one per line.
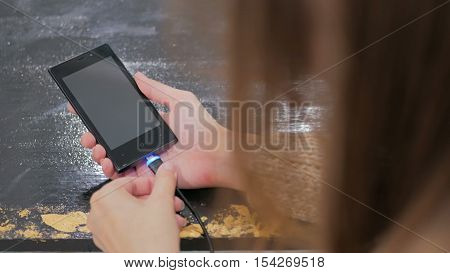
228, 0, 450, 252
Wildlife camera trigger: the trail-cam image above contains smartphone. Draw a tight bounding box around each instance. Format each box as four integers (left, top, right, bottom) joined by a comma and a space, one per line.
48, 44, 177, 173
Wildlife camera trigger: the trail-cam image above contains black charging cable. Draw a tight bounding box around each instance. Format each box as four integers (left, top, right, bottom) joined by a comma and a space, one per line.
146, 154, 214, 253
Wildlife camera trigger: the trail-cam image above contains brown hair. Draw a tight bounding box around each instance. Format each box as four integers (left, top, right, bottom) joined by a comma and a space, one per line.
228, 0, 450, 252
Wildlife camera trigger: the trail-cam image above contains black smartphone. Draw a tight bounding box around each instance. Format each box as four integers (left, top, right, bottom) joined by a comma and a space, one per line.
48, 44, 177, 173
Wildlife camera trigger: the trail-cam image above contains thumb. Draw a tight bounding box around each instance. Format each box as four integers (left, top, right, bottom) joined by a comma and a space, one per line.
151, 162, 177, 199
135, 72, 175, 107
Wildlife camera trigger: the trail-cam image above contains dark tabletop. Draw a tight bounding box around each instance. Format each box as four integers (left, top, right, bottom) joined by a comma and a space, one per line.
0, 0, 325, 252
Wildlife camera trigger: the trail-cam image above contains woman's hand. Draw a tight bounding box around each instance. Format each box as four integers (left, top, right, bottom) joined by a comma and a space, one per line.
87, 163, 184, 252
69, 72, 241, 190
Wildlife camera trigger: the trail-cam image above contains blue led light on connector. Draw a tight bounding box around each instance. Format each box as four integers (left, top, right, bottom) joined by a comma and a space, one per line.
145, 153, 161, 167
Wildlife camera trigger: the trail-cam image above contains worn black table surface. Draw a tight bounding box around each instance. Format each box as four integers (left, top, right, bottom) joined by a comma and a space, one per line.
0, 0, 324, 252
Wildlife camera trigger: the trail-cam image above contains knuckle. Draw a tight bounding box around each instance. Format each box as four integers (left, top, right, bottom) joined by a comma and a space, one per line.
182, 91, 196, 100
90, 191, 103, 206
152, 194, 167, 203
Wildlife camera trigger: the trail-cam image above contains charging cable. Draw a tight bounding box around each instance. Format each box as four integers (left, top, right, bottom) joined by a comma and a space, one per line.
146, 154, 214, 253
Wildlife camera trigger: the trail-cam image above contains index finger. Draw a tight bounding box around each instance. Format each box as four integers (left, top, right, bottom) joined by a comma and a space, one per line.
123, 176, 154, 197
134, 72, 179, 107
90, 176, 134, 204
67, 102, 76, 114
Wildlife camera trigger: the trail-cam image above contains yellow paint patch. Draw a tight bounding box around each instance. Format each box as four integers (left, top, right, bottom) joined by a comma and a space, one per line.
180, 204, 276, 239
205, 204, 275, 238
18, 209, 31, 218
0, 223, 15, 233
17, 225, 42, 239
41, 211, 87, 233
53, 233, 70, 239
180, 224, 203, 238
77, 225, 90, 233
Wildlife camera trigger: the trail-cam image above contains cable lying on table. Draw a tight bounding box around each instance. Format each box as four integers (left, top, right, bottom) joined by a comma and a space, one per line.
146, 154, 214, 253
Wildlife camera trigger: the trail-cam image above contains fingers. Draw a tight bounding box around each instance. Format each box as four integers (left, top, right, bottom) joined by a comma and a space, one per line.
100, 158, 117, 178
158, 110, 168, 124
91, 176, 153, 204
90, 177, 134, 204
174, 196, 185, 212
81, 132, 96, 148
67, 102, 76, 114
123, 176, 154, 196
151, 162, 177, 199
100, 158, 137, 179
134, 72, 179, 107
158, 110, 175, 129
136, 160, 154, 177
92, 236, 105, 252
92, 144, 106, 164
176, 214, 187, 228
122, 168, 137, 177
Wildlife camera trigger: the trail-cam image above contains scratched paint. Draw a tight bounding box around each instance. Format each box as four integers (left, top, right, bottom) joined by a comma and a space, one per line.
0, 204, 275, 239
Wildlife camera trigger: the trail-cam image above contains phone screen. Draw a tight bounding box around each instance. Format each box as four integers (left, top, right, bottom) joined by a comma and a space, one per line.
62, 57, 160, 150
